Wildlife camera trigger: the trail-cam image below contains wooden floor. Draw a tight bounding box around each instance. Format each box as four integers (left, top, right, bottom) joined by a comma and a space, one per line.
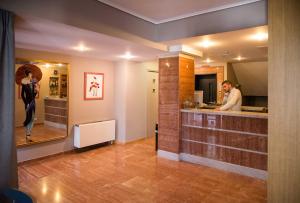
18, 137, 267, 203
16, 124, 66, 147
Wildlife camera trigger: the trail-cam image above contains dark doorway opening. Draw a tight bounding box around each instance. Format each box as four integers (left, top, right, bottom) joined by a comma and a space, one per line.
195, 74, 217, 104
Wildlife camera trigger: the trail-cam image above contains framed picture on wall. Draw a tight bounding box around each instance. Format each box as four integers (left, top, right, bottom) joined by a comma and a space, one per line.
84, 72, 104, 100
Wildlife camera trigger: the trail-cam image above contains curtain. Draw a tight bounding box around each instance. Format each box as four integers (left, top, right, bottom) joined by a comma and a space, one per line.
0, 8, 18, 192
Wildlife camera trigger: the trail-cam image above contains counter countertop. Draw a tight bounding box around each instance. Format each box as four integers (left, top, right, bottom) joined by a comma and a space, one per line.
44, 97, 67, 101
181, 108, 268, 119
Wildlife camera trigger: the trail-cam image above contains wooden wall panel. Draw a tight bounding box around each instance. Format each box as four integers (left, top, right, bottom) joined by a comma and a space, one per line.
158, 57, 180, 153
45, 114, 67, 124
44, 99, 67, 108
179, 57, 195, 107
221, 116, 268, 134
181, 140, 267, 170
181, 111, 268, 170
44, 99, 67, 125
158, 55, 194, 153
268, 0, 300, 202
182, 126, 268, 153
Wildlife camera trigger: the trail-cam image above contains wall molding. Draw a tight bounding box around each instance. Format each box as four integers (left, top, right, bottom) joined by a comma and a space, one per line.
97, 0, 263, 24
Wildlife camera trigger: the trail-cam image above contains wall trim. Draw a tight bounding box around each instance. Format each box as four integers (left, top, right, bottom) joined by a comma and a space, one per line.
179, 153, 267, 180
97, 0, 263, 24
157, 150, 180, 161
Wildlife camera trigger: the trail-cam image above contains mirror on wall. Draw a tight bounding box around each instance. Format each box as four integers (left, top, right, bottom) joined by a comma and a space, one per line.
15, 59, 69, 147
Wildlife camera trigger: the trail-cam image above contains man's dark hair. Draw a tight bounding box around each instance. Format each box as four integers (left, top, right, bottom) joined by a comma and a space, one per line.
222, 80, 232, 85
25, 69, 32, 76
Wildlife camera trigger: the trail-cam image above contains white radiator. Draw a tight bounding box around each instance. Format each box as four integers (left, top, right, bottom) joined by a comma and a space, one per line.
74, 120, 115, 148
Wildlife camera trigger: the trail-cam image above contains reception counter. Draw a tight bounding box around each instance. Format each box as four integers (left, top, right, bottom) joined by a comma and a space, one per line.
180, 109, 268, 179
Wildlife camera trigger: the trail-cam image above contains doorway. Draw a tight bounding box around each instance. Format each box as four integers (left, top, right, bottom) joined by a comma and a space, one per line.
195, 74, 217, 104
146, 70, 158, 138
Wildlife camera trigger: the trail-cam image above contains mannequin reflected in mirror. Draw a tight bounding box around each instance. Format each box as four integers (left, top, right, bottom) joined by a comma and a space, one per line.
21, 70, 39, 142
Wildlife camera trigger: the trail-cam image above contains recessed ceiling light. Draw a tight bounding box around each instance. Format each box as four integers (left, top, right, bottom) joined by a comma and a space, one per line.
234, 56, 245, 61
73, 43, 91, 52
250, 33, 268, 41
57, 63, 63, 67
120, 52, 136, 59
198, 40, 215, 48
44, 63, 51, 68
204, 58, 213, 63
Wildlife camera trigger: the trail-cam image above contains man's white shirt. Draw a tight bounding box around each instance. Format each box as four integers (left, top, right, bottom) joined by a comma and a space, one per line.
220, 87, 242, 111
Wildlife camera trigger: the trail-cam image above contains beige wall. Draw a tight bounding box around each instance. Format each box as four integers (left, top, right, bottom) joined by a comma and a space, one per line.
114, 60, 158, 143
226, 63, 238, 86
15, 63, 68, 127
16, 48, 156, 161
268, 0, 300, 202
114, 62, 127, 143
125, 62, 147, 142
16, 48, 115, 162
232, 61, 268, 96
115, 61, 147, 143
146, 72, 158, 137
143, 61, 159, 138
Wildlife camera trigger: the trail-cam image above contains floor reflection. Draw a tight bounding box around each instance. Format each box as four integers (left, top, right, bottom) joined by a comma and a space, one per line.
18, 137, 267, 203
16, 124, 66, 147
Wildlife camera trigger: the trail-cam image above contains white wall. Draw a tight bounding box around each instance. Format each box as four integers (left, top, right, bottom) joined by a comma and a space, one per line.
114, 62, 127, 143
125, 63, 147, 142
114, 60, 158, 143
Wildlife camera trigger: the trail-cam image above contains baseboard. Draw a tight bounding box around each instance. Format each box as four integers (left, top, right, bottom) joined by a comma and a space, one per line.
115, 137, 146, 145
157, 150, 180, 161
179, 153, 267, 180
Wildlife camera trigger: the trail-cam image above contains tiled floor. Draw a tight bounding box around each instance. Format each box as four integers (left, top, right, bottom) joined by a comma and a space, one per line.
16, 124, 66, 147
18, 137, 267, 203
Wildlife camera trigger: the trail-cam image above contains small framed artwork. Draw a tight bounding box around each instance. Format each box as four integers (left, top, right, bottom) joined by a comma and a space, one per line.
84, 72, 104, 100
49, 77, 59, 96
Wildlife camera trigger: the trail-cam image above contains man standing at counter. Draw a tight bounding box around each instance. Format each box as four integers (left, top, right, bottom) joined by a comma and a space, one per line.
216, 80, 242, 111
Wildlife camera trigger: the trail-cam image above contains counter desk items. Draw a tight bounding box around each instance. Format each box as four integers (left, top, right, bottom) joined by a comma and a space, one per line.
180, 108, 268, 179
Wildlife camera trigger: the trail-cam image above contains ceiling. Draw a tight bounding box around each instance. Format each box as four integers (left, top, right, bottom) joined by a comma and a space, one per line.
15, 15, 267, 64
97, 0, 262, 24
15, 16, 166, 62
164, 25, 268, 64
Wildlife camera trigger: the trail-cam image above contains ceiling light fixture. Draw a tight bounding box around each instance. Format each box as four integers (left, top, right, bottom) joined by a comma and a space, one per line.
250, 33, 268, 41
120, 52, 136, 60
73, 43, 91, 52
199, 40, 214, 48
204, 58, 212, 63
44, 63, 51, 68
234, 56, 245, 61
57, 63, 63, 67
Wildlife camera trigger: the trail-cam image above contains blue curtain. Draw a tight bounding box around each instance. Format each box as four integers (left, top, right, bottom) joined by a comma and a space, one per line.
0, 8, 18, 192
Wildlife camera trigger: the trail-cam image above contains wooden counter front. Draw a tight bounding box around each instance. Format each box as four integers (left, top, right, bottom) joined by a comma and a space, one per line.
181, 109, 268, 171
